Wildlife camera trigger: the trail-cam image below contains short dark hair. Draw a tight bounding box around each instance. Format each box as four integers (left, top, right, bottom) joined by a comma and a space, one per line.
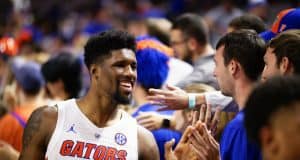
42, 52, 82, 98
267, 30, 300, 75
146, 18, 171, 45
172, 13, 209, 45
216, 30, 266, 81
229, 14, 266, 33
84, 30, 136, 70
245, 76, 300, 146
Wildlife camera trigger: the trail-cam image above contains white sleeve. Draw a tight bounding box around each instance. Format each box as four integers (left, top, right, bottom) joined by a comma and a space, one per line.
204, 91, 233, 111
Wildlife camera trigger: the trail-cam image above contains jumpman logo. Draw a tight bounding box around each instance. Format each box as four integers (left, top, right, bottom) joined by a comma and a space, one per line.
94, 133, 101, 139
67, 124, 77, 134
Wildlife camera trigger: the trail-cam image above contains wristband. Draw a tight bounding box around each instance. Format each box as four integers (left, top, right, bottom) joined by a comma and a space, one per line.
188, 93, 196, 109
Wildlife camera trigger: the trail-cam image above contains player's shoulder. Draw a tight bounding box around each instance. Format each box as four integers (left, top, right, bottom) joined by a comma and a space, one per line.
27, 105, 58, 131
137, 125, 157, 149
137, 125, 159, 160
31, 105, 58, 119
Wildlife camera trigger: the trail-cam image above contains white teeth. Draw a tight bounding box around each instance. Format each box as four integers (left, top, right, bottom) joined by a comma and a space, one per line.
120, 82, 131, 87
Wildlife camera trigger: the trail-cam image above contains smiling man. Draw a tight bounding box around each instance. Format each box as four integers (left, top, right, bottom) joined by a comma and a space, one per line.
18, 30, 159, 160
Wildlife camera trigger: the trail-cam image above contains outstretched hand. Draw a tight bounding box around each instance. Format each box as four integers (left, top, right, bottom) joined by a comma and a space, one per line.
192, 104, 221, 136
148, 84, 189, 111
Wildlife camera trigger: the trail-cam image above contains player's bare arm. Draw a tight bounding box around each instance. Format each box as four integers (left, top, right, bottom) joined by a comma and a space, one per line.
19, 106, 58, 160
138, 125, 159, 160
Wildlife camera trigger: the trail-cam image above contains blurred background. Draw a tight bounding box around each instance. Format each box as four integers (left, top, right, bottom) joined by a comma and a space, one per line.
1, 0, 300, 53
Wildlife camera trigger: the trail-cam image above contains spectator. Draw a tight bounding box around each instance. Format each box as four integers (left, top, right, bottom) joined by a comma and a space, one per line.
170, 13, 218, 89
41, 52, 83, 101
245, 76, 300, 160
259, 8, 300, 42
0, 58, 45, 152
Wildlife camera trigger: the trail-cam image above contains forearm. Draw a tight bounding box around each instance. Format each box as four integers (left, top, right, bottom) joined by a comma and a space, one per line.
187, 91, 232, 108
204, 91, 233, 110
188, 91, 233, 111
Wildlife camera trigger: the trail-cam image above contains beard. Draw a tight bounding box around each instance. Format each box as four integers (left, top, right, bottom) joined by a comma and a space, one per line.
113, 86, 131, 105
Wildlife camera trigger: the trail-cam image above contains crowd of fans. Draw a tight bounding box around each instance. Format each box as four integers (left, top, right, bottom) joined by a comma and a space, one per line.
0, 0, 300, 159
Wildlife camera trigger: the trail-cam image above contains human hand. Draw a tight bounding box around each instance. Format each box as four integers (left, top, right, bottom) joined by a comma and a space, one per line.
173, 110, 190, 132
192, 104, 221, 136
136, 112, 165, 131
189, 122, 220, 160
164, 139, 178, 160
148, 84, 189, 111
165, 126, 199, 160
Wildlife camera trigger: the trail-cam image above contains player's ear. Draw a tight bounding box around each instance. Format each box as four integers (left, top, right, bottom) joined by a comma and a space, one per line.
90, 64, 101, 80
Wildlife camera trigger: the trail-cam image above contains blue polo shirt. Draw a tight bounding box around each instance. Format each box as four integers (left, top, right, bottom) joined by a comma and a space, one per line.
220, 111, 262, 160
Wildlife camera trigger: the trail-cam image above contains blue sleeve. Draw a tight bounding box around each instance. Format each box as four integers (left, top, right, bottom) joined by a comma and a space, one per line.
220, 123, 262, 160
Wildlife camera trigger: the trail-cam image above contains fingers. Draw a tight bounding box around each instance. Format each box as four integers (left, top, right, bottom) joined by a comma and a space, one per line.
210, 107, 221, 135
157, 107, 171, 111
149, 88, 173, 96
137, 117, 153, 126
141, 123, 156, 131
166, 84, 181, 91
147, 95, 166, 106
202, 124, 220, 156
165, 138, 175, 151
189, 143, 206, 160
136, 114, 153, 122
179, 126, 193, 143
205, 105, 212, 125
199, 104, 206, 123
190, 127, 206, 147
137, 119, 155, 129
136, 113, 156, 130
201, 123, 218, 148
200, 123, 212, 144
189, 126, 212, 160
197, 104, 221, 136
136, 112, 152, 120
192, 111, 199, 126
164, 138, 175, 160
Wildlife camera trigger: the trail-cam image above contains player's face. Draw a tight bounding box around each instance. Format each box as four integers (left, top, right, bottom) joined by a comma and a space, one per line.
100, 49, 137, 104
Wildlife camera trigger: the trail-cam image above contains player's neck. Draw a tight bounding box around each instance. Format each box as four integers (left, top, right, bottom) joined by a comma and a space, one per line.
76, 91, 120, 128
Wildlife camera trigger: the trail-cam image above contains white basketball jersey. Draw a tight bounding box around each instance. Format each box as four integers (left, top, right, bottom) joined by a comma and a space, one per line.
45, 99, 138, 160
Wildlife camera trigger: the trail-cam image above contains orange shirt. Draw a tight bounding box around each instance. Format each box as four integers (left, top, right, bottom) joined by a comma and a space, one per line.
0, 106, 35, 151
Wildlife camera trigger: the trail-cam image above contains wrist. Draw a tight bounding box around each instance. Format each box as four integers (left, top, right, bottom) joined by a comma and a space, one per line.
188, 93, 197, 109
161, 118, 171, 128
195, 94, 206, 108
